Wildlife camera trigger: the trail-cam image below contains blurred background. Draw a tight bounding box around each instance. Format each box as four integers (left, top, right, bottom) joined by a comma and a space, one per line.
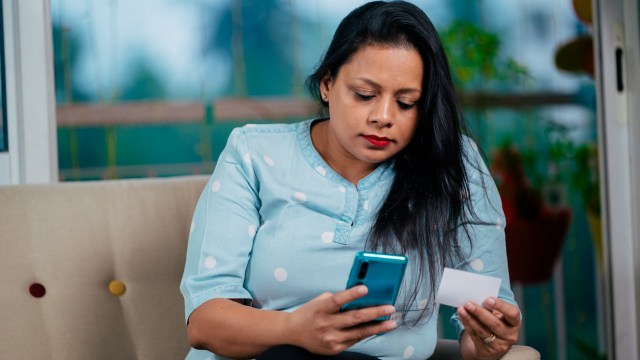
1, 0, 612, 358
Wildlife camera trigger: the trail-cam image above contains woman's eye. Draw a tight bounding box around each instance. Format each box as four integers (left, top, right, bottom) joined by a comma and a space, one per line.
355, 92, 374, 101
397, 101, 416, 110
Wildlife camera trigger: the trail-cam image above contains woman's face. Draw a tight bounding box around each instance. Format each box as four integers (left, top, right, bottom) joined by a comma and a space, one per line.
321, 44, 423, 169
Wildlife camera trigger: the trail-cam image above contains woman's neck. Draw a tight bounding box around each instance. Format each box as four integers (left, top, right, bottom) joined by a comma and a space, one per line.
310, 120, 378, 186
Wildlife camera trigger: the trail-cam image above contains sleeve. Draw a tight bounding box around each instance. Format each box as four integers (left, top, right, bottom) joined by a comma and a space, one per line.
449, 137, 518, 337
180, 128, 261, 323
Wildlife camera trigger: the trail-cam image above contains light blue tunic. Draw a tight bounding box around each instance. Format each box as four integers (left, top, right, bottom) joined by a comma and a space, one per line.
180, 119, 516, 360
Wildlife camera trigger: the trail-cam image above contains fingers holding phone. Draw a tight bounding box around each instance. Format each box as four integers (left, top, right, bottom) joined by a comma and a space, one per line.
333, 287, 398, 328
287, 286, 397, 355
286, 252, 407, 354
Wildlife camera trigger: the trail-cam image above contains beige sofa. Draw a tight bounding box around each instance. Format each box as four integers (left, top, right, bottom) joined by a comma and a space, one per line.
0, 175, 539, 359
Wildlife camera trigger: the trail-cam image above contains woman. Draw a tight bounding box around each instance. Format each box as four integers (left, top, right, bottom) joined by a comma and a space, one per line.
180, 1, 521, 359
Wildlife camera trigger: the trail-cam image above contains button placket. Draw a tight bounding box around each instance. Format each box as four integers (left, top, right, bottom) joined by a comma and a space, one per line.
333, 183, 357, 245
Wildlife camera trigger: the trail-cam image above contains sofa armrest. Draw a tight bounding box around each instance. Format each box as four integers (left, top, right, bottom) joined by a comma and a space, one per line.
430, 339, 540, 360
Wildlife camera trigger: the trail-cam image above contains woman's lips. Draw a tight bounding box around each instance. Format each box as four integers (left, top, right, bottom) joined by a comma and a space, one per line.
363, 135, 391, 147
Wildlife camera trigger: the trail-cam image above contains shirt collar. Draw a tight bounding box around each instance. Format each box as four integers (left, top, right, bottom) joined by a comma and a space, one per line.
297, 119, 395, 190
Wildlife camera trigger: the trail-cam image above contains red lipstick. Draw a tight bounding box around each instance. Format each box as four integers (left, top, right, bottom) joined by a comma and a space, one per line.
363, 135, 391, 147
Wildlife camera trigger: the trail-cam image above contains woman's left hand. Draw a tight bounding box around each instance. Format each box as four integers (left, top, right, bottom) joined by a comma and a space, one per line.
457, 297, 521, 360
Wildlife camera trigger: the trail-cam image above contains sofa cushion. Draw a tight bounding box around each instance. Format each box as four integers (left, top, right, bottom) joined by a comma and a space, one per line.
0, 175, 208, 359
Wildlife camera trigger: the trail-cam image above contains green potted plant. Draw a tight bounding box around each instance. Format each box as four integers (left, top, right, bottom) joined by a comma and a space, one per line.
490, 139, 572, 283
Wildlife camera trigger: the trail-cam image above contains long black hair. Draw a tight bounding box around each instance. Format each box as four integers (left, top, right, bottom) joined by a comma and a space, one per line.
306, 1, 475, 325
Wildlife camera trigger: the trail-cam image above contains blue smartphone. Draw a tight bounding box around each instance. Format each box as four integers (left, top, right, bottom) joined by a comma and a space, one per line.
340, 251, 408, 319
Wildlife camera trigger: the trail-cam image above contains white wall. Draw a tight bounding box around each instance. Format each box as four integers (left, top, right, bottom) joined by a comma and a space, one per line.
0, 0, 57, 185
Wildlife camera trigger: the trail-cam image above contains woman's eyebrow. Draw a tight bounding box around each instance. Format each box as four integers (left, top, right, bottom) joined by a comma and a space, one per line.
354, 77, 421, 95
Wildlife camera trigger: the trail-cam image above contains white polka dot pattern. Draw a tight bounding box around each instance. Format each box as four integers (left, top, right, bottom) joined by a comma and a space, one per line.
470, 258, 484, 271
321, 232, 334, 243
211, 180, 221, 192
496, 217, 503, 230
315, 166, 327, 176
248, 224, 257, 237
418, 298, 429, 310
263, 156, 274, 166
363, 200, 369, 210
204, 256, 217, 269
403, 345, 415, 359
338, 186, 346, 193
294, 192, 307, 202
190, 221, 195, 235
274, 267, 288, 281
243, 153, 251, 165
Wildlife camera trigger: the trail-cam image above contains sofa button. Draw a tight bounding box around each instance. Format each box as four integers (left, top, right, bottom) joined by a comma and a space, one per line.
29, 283, 46, 298
108, 280, 126, 296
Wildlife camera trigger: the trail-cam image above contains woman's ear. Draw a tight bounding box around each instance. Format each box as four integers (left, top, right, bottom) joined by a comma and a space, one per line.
320, 74, 333, 100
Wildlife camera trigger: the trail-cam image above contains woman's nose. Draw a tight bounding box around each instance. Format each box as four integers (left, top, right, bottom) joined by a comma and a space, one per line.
369, 98, 393, 128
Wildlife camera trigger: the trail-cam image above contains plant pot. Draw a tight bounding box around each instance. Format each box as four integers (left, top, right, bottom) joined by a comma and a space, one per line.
505, 208, 572, 283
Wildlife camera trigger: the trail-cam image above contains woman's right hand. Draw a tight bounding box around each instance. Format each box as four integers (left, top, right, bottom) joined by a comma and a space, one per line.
286, 285, 399, 355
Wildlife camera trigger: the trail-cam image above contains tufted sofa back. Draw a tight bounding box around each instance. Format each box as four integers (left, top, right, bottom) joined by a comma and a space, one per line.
0, 175, 208, 359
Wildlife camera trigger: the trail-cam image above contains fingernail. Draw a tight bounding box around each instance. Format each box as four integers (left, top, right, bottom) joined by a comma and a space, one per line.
485, 298, 496, 307
385, 306, 396, 315
386, 321, 398, 330
357, 285, 368, 294
464, 302, 475, 311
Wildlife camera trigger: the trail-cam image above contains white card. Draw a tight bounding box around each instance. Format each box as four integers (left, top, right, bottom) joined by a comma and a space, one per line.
435, 267, 501, 308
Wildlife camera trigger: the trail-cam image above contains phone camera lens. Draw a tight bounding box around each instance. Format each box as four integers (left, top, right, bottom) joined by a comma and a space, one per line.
358, 262, 368, 279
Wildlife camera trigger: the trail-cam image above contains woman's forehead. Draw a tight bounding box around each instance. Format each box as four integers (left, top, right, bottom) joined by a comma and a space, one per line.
336, 45, 423, 89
